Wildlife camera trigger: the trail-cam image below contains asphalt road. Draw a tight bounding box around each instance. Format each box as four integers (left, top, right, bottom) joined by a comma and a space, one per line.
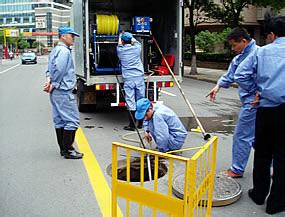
0, 56, 281, 217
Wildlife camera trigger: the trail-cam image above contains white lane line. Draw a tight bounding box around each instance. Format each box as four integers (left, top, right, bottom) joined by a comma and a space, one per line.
160, 90, 176, 97
0, 63, 21, 74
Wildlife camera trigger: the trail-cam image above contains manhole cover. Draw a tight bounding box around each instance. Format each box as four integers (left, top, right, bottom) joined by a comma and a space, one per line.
107, 158, 168, 182
172, 171, 242, 206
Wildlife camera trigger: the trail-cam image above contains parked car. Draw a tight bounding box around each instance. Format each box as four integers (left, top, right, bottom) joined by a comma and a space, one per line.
21, 52, 37, 64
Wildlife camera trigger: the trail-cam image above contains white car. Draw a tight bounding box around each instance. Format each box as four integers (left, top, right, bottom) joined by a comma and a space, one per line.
21, 52, 37, 64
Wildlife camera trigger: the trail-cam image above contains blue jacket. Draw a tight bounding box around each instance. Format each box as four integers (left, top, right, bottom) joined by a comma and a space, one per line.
218, 39, 258, 105
144, 104, 187, 152
117, 39, 144, 81
235, 37, 285, 107
48, 42, 76, 91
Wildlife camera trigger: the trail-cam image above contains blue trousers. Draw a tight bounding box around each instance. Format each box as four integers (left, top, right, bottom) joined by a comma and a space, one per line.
124, 77, 145, 111
155, 134, 186, 153
50, 89, 80, 131
231, 104, 256, 174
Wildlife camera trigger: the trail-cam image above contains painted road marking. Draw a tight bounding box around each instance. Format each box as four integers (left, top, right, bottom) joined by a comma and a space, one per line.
0, 63, 21, 74
160, 90, 176, 97
75, 128, 123, 217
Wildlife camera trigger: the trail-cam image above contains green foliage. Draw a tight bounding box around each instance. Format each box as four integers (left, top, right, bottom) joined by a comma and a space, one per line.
32, 41, 39, 48
0, 30, 4, 44
206, 0, 285, 27
184, 52, 234, 62
195, 31, 220, 53
18, 39, 30, 49
185, 28, 232, 53
32, 41, 45, 49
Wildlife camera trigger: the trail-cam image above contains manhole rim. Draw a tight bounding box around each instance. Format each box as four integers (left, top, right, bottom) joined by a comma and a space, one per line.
172, 172, 243, 207
106, 158, 168, 183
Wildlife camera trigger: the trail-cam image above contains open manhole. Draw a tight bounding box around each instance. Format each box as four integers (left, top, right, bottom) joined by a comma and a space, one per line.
107, 158, 168, 182
172, 171, 242, 206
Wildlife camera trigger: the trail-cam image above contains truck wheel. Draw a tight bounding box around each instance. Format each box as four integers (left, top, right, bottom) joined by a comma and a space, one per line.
147, 87, 159, 101
77, 79, 97, 112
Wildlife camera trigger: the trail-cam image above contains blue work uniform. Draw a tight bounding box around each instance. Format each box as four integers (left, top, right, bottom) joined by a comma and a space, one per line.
235, 37, 285, 211
117, 39, 145, 111
48, 42, 79, 131
143, 104, 187, 152
218, 39, 257, 174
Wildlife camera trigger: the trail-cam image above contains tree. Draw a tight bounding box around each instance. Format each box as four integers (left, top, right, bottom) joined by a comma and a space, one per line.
18, 39, 30, 49
194, 28, 232, 53
207, 0, 285, 27
0, 30, 4, 44
196, 31, 219, 53
184, 0, 219, 74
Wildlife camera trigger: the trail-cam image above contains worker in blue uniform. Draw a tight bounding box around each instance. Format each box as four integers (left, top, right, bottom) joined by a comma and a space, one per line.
135, 98, 187, 152
235, 16, 285, 215
117, 32, 145, 131
44, 26, 83, 159
207, 27, 258, 178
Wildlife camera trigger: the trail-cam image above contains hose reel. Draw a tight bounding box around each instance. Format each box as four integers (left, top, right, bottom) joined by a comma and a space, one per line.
93, 14, 120, 74
96, 14, 119, 35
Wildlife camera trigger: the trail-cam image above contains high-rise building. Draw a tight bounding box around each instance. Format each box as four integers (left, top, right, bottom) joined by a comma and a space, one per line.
0, 0, 71, 47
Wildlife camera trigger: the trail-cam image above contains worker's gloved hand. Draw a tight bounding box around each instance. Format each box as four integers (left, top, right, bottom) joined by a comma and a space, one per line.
131, 37, 137, 45
144, 132, 152, 143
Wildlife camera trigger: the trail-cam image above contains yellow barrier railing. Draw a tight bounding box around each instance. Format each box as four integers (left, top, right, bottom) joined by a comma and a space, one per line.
112, 136, 218, 217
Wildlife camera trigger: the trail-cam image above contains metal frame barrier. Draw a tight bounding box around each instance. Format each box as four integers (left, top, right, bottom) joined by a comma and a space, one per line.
112, 136, 218, 217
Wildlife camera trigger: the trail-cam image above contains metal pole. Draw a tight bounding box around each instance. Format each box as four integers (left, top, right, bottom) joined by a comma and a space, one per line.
153, 36, 210, 140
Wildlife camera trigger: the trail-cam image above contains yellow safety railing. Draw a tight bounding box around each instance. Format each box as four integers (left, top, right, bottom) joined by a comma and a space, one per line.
112, 136, 218, 217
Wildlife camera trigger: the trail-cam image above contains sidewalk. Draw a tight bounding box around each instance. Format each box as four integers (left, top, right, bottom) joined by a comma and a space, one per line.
183, 66, 238, 88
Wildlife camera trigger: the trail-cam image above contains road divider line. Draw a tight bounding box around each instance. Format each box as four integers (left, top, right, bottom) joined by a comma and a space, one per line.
0, 63, 21, 74
75, 128, 123, 217
160, 89, 176, 97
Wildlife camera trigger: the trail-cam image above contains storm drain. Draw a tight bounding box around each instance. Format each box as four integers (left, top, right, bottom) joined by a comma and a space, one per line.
107, 158, 168, 182
172, 171, 242, 206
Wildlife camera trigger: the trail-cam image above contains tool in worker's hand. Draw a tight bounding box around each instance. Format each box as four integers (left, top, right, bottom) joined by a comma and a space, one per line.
152, 36, 211, 140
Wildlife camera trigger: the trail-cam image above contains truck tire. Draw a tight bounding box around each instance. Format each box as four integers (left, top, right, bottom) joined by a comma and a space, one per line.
77, 79, 97, 112
146, 86, 159, 101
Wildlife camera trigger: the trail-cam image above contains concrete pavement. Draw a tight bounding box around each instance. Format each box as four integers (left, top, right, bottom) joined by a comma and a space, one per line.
183, 66, 238, 88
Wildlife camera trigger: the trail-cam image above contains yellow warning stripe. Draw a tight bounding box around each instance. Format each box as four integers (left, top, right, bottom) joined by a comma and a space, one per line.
75, 128, 123, 217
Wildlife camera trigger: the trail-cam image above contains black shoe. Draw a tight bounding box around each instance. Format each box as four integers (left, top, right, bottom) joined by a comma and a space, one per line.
63, 150, 84, 159
266, 206, 285, 215
124, 126, 135, 131
248, 189, 264, 205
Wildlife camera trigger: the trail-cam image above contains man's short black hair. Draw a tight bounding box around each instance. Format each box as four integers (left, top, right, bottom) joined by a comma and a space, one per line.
227, 27, 251, 42
265, 16, 285, 37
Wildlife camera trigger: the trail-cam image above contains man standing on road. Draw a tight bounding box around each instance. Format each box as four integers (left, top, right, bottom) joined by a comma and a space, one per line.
207, 27, 258, 178
135, 98, 187, 153
43, 26, 83, 159
235, 16, 285, 215
117, 32, 145, 131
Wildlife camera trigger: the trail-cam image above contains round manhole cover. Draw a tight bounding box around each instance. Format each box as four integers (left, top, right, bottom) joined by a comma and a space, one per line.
172, 171, 242, 206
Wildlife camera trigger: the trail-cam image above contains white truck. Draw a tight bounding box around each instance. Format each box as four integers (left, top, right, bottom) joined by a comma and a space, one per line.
72, 0, 184, 112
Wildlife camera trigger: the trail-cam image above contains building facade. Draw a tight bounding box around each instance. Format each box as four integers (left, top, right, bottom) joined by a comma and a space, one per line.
0, 0, 71, 47
184, 1, 285, 45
